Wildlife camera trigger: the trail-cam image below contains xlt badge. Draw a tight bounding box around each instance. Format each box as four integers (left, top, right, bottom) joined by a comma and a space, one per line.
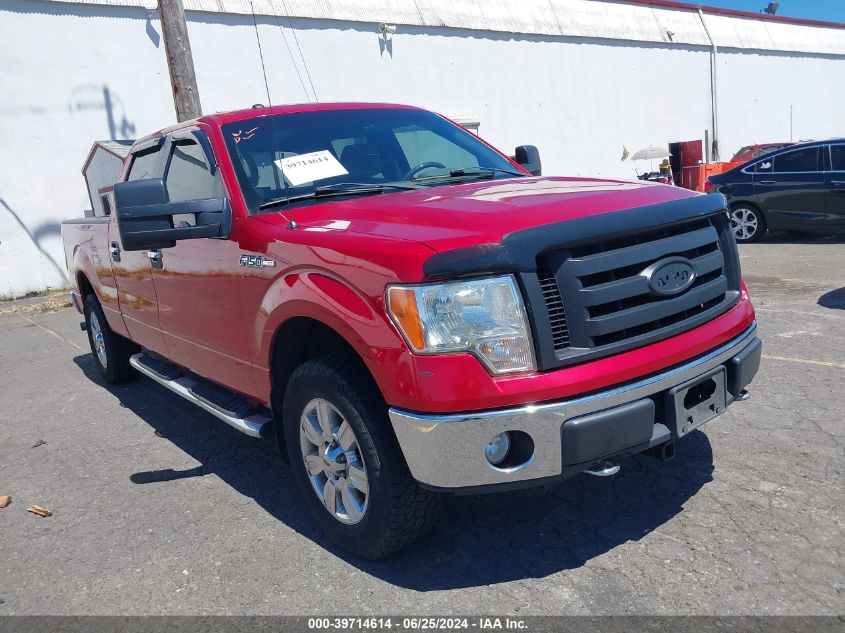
240, 254, 276, 268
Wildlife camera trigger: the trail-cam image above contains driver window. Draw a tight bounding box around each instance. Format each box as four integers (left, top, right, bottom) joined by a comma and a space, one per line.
127, 145, 163, 181
165, 139, 221, 202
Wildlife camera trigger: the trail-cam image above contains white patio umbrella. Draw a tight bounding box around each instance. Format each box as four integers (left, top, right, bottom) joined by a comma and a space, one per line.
630, 145, 672, 175
630, 145, 671, 161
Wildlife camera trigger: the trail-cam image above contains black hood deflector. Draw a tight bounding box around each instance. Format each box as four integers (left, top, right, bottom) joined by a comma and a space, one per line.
423, 193, 728, 279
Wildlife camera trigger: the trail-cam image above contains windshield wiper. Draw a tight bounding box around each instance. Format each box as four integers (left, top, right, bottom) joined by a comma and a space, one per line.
452, 166, 526, 177
411, 166, 527, 183
258, 182, 420, 211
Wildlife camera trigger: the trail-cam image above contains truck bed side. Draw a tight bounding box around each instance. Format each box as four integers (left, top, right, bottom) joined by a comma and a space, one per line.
61, 217, 127, 336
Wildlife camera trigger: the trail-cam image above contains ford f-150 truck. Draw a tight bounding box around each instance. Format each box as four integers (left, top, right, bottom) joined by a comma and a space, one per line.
62, 103, 761, 558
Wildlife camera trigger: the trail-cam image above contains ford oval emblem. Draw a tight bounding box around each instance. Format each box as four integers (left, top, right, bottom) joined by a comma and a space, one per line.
643, 257, 696, 296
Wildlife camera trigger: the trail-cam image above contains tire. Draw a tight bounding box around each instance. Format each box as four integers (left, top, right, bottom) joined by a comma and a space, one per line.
282, 354, 441, 559
729, 204, 766, 243
83, 293, 139, 384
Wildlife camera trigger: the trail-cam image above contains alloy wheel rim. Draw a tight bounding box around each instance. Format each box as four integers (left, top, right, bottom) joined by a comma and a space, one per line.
90, 312, 108, 369
730, 208, 758, 241
299, 398, 369, 525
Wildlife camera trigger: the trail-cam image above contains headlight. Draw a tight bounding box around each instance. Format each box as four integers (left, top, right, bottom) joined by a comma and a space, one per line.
386, 275, 536, 374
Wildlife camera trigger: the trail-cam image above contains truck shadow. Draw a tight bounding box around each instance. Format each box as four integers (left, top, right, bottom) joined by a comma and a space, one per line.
818, 287, 845, 311
74, 353, 714, 590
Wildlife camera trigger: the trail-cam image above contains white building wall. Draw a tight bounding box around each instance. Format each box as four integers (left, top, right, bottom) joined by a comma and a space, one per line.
716, 51, 844, 148
1, 0, 843, 297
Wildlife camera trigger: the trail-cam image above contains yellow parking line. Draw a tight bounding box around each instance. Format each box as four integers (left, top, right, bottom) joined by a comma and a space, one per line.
762, 354, 845, 370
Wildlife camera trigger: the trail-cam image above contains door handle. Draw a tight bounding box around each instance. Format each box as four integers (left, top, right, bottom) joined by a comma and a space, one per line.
147, 250, 163, 269
831, 180, 845, 186
758, 180, 777, 185
109, 241, 121, 262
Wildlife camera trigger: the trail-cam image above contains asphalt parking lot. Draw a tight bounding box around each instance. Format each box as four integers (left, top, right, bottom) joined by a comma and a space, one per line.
0, 236, 843, 616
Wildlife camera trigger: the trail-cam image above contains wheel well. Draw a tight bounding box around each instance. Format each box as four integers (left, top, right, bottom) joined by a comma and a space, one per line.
729, 200, 762, 213
77, 272, 95, 301
269, 317, 378, 456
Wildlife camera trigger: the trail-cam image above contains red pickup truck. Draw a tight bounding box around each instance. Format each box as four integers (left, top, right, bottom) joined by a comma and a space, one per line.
62, 103, 761, 558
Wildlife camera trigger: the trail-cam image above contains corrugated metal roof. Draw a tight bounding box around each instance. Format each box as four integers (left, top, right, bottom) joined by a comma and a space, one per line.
96, 139, 134, 158
43, 0, 845, 55
81, 140, 133, 178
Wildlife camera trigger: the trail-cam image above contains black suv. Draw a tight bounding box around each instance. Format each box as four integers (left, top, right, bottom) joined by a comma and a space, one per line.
707, 140, 845, 243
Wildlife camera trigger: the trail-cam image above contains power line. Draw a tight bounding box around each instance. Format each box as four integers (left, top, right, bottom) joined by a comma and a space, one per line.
280, 0, 319, 101
250, 1, 273, 107
270, 5, 310, 101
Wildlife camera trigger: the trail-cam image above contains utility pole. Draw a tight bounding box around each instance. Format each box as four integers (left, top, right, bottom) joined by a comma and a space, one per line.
158, 0, 202, 122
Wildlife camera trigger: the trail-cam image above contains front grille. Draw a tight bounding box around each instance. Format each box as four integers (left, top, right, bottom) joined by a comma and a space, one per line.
534, 214, 739, 367
536, 257, 570, 351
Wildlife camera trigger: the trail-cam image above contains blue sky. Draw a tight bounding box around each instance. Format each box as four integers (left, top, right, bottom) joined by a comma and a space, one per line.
669, 0, 845, 23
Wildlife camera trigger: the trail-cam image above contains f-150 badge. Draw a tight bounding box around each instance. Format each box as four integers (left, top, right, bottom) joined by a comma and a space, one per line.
240, 254, 276, 268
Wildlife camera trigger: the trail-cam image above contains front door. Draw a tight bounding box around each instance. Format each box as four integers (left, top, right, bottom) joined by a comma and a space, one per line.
753, 146, 826, 231
111, 139, 168, 355
150, 131, 256, 397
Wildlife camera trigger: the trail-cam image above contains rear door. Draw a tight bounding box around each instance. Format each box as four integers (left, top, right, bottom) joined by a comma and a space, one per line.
753, 146, 826, 231
150, 130, 256, 396
110, 138, 169, 354
825, 144, 845, 228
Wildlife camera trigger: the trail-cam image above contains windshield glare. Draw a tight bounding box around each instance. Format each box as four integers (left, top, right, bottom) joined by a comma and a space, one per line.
221, 108, 521, 213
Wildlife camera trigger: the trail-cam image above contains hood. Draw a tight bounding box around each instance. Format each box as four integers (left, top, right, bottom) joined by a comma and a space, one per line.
257, 176, 701, 253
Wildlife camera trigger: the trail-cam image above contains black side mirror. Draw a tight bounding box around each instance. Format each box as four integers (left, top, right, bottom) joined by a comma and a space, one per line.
515, 145, 542, 176
114, 178, 232, 251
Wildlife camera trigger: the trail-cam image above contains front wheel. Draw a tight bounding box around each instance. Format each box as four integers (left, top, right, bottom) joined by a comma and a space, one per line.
283, 354, 441, 558
730, 205, 766, 243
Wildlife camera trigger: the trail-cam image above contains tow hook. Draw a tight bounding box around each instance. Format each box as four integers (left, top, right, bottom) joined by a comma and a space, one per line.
583, 461, 621, 477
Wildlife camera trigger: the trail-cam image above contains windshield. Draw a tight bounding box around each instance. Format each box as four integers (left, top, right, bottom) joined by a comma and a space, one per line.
221, 108, 522, 213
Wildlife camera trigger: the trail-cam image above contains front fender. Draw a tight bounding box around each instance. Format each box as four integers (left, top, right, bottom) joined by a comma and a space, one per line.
254, 269, 406, 397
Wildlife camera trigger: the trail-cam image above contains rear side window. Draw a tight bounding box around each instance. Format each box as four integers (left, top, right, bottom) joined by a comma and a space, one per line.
164, 140, 221, 202
830, 145, 845, 171
127, 146, 162, 180
772, 147, 818, 173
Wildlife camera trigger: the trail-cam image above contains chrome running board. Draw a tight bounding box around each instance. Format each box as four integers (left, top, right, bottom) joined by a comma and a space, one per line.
129, 353, 270, 438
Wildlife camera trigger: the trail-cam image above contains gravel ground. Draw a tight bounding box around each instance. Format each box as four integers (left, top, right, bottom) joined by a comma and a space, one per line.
0, 236, 842, 615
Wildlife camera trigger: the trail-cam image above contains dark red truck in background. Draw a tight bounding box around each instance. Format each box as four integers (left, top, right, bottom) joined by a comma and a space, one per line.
62, 103, 761, 558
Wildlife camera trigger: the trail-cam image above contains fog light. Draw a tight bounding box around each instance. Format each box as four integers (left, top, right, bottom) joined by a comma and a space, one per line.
485, 432, 512, 466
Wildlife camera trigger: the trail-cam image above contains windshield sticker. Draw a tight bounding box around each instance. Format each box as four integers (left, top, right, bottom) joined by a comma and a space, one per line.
276, 150, 348, 186
231, 127, 258, 144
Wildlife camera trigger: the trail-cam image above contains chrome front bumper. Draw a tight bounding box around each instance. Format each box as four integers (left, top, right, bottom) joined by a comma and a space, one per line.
389, 323, 760, 491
